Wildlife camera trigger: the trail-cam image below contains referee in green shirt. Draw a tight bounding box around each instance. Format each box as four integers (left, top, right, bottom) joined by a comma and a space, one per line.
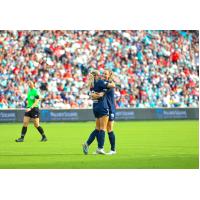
16, 80, 47, 142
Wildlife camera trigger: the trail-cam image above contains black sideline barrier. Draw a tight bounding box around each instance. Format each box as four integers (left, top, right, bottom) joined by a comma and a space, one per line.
0, 108, 198, 122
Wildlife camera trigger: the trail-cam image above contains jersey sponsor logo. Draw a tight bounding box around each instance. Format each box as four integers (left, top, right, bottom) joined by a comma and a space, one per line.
30, 96, 35, 100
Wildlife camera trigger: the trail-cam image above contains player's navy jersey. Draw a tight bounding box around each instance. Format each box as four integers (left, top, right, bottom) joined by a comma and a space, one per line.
92, 79, 108, 93
104, 83, 116, 121
92, 79, 108, 105
91, 79, 109, 118
105, 87, 116, 113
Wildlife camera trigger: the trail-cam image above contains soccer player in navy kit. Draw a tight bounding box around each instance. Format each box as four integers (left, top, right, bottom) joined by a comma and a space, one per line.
82, 70, 115, 154
103, 70, 116, 155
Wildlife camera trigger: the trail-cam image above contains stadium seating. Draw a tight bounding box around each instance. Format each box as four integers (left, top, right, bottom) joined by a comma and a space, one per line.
0, 30, 199, 108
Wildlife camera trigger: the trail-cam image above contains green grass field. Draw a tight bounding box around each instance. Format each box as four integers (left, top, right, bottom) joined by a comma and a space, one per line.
0, 120, 198, 169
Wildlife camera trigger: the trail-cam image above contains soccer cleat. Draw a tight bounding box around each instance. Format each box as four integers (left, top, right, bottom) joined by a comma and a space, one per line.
82, 143, 89, 155
41, 137, 47, 142
15, 138, 24, 142
96, 148, 106, 155
107, 150, 116, 155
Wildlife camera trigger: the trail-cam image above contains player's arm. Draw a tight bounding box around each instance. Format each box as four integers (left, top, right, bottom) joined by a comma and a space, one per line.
108, 71, 119, 88
100, 80, 115, 90
86, 73, 94, 89
91, 92, 105, 100
93, 81, 114, 99
107, 81, 115, 88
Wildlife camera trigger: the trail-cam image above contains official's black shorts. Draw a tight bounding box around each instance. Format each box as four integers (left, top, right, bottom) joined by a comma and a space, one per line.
24, 107, 40, 118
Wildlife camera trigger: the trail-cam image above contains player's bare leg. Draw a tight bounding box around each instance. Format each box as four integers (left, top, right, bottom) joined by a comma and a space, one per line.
107, 121, 114, 133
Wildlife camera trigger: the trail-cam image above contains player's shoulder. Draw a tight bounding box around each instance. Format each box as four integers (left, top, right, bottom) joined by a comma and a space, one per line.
33, 88, 40, 94
96, 79, 103, 83
97, 79, 108, 85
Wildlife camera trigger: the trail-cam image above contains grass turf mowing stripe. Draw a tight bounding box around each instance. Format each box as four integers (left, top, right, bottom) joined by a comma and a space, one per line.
0, 120, 198, 169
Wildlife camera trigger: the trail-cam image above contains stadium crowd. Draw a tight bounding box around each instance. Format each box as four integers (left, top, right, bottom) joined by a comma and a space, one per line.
0, 30, 199, 109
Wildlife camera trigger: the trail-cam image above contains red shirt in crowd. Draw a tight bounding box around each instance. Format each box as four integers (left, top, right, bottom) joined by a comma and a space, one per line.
171, 51, 180, 62
184, 68, 190, 76
120, 89, 127, 95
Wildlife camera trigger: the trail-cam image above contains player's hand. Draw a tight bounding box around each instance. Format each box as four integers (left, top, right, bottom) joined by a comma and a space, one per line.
91, 92, 104, 100
98, 92, 104, 97
88, 74, 93, 81
26, 108, 31, 112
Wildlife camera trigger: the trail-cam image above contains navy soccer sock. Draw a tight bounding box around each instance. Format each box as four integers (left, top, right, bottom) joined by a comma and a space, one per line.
86, 129, 98, 146
21, 126, 27, 139
108, 131, 115, 151
98, 130, 105, 149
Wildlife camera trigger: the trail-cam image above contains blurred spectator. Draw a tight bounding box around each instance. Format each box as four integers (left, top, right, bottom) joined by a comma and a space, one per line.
0, 30, 199, 109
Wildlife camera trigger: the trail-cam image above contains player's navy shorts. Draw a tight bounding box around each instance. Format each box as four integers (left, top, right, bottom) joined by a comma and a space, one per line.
24, 107, 40, 118
93, 105, 109, 119
109, 112, 116, 121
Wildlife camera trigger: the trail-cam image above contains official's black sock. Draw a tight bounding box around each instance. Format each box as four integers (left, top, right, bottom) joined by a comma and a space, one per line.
21, 126, 27, 139
37, 126, 46, 138
98, 130, 105, 149
86, 129, 98, 146
108, 131, 115, 151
